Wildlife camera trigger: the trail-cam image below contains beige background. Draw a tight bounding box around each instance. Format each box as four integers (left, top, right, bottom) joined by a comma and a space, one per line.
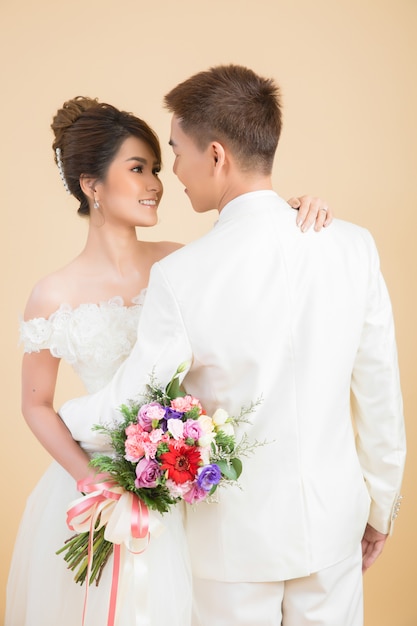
1, 0, 416, 624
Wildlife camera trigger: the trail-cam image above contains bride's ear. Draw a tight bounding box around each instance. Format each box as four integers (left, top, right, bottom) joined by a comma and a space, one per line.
79, 175, 98, 201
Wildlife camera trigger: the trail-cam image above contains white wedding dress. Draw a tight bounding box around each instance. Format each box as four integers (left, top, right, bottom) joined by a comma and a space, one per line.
6, 296, 192, 626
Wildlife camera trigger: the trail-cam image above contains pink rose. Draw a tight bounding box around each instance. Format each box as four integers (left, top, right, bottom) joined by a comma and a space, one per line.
183, 482, 208, 504
165, 479, 192, 498
149, 428, 165, 444
142, 441, 158, 460
134, 458, 161, 488
125, 433, 146, 462
170, 395, 203, 414
125, 423, 143, 437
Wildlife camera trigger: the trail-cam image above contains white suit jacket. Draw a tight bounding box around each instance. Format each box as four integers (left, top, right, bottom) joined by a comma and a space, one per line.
60, 191, 405, 582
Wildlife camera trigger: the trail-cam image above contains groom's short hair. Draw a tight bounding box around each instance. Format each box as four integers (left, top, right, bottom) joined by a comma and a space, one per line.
164, 64, 282, 174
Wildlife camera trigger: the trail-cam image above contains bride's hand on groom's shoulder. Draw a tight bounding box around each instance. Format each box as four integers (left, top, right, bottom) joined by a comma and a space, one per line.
288, 195, 333, 232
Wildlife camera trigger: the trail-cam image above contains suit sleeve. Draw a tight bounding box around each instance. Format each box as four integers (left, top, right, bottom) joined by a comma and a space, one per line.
58, 263, 192, 446
351, 231, 406, 534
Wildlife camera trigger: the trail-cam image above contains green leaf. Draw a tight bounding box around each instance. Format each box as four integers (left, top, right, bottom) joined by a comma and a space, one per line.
215, 431, 235, 453
231, 457, 243, 479
165, 374, 186, 400
216, 459, 238, 481
165, 362, 191, 400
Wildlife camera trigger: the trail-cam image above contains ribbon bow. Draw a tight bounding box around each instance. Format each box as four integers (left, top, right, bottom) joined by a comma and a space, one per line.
66, 473, 164, 626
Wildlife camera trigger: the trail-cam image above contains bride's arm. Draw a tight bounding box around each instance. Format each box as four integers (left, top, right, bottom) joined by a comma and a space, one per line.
20, 278, 93, 483
21, 349, 92, 482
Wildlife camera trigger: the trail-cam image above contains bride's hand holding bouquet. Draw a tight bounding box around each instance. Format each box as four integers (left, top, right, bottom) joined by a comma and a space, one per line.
57, 362, 261, 587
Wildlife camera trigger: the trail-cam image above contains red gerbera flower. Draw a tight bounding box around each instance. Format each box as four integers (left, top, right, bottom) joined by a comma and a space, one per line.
160, 442, 201, 484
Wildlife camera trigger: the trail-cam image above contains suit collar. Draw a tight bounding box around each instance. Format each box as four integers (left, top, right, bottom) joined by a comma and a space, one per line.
217, 190, 282, 225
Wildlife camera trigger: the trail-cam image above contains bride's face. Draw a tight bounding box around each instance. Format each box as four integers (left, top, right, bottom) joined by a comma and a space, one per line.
94, 136, 163, 228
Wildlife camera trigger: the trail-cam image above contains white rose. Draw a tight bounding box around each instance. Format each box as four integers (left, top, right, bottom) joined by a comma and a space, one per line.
218, 422, 234, 437
198, 446, 211, 465
212, 408, 229, 426
167, 418, 184, 440
198, 415, 216, 447
198, 414, 215, 434
198, 433, 216, 448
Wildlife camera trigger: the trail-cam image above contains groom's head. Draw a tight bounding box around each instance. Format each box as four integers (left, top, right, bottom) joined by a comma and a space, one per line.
164, 65, 282, 213
164, 64, 282, 174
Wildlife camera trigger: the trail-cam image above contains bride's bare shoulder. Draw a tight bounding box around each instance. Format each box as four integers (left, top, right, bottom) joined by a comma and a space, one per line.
145, 240, 184, 263
23, 261, 81, 320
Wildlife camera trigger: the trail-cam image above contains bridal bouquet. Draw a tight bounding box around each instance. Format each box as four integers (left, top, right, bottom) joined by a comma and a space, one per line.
57, 363, 260, 587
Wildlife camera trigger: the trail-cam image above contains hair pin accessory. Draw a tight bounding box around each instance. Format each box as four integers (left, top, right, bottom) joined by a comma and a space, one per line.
55, 147, 71, 194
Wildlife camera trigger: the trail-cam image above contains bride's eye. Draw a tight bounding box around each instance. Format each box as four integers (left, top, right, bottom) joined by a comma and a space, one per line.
132, 166, 144, 174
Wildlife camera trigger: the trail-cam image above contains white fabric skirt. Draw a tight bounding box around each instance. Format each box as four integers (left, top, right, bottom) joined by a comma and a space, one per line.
6, 461, 192, 626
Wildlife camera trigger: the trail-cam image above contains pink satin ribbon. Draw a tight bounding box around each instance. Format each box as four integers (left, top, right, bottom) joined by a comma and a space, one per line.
66, 474, 150, 626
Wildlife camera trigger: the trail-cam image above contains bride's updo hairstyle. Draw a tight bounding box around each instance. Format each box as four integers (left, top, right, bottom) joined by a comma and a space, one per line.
51, 96, 162, 217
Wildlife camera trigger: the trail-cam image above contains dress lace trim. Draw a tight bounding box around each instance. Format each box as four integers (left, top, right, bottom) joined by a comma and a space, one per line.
19, 294, 145, 393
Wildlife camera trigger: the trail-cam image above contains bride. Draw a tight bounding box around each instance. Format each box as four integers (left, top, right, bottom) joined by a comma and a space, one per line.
5, 96, 331, 625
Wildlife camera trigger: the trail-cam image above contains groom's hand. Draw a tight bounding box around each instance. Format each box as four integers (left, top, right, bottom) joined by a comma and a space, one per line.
361, 523, 388, 573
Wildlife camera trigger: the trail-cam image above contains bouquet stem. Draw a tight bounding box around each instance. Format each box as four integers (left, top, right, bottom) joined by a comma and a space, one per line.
56, 525, 113, 586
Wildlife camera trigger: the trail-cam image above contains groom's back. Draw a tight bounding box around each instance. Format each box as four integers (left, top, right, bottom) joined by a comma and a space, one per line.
161, 193, 371, 420
159, 191, 380, 581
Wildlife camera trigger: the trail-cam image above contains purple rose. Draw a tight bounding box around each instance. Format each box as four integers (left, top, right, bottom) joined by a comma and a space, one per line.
183, 419, 203, 441
137, 402, 165, 431
134, 458, 161, 488
197, 464, 222, 492
164, 407, 183, 420
160, 407, 184, 432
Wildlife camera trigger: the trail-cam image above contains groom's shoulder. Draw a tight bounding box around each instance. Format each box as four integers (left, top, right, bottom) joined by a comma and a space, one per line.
159, 229, 214, 266
325, 219, 381, 267
332, 217, 376, 244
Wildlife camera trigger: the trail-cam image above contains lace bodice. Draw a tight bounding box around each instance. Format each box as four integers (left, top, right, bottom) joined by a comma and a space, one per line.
19, 294, 144, 393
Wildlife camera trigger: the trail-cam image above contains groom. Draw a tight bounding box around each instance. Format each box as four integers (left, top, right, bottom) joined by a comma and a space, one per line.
60, 65, 405, 625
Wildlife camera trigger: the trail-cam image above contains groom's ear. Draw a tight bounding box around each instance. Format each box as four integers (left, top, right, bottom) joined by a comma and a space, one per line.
211, 142, 226, 169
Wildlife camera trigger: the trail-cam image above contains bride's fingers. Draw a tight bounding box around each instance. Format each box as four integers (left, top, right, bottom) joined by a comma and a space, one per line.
313, 206, 329, 232
287, 196, 301, 209
287, 196, 333, 232
317, 205, 333, 230
322, 207, 333, 228
288, 195, 315, 230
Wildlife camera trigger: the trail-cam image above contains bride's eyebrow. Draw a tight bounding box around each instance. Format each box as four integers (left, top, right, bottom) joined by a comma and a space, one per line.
125, 157, 147, 164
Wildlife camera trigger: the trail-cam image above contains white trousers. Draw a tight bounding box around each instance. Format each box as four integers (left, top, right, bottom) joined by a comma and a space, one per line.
192, 547, 363, 626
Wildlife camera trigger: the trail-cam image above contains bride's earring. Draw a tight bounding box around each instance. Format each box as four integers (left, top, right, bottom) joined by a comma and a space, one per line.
93, 199, 100, 210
